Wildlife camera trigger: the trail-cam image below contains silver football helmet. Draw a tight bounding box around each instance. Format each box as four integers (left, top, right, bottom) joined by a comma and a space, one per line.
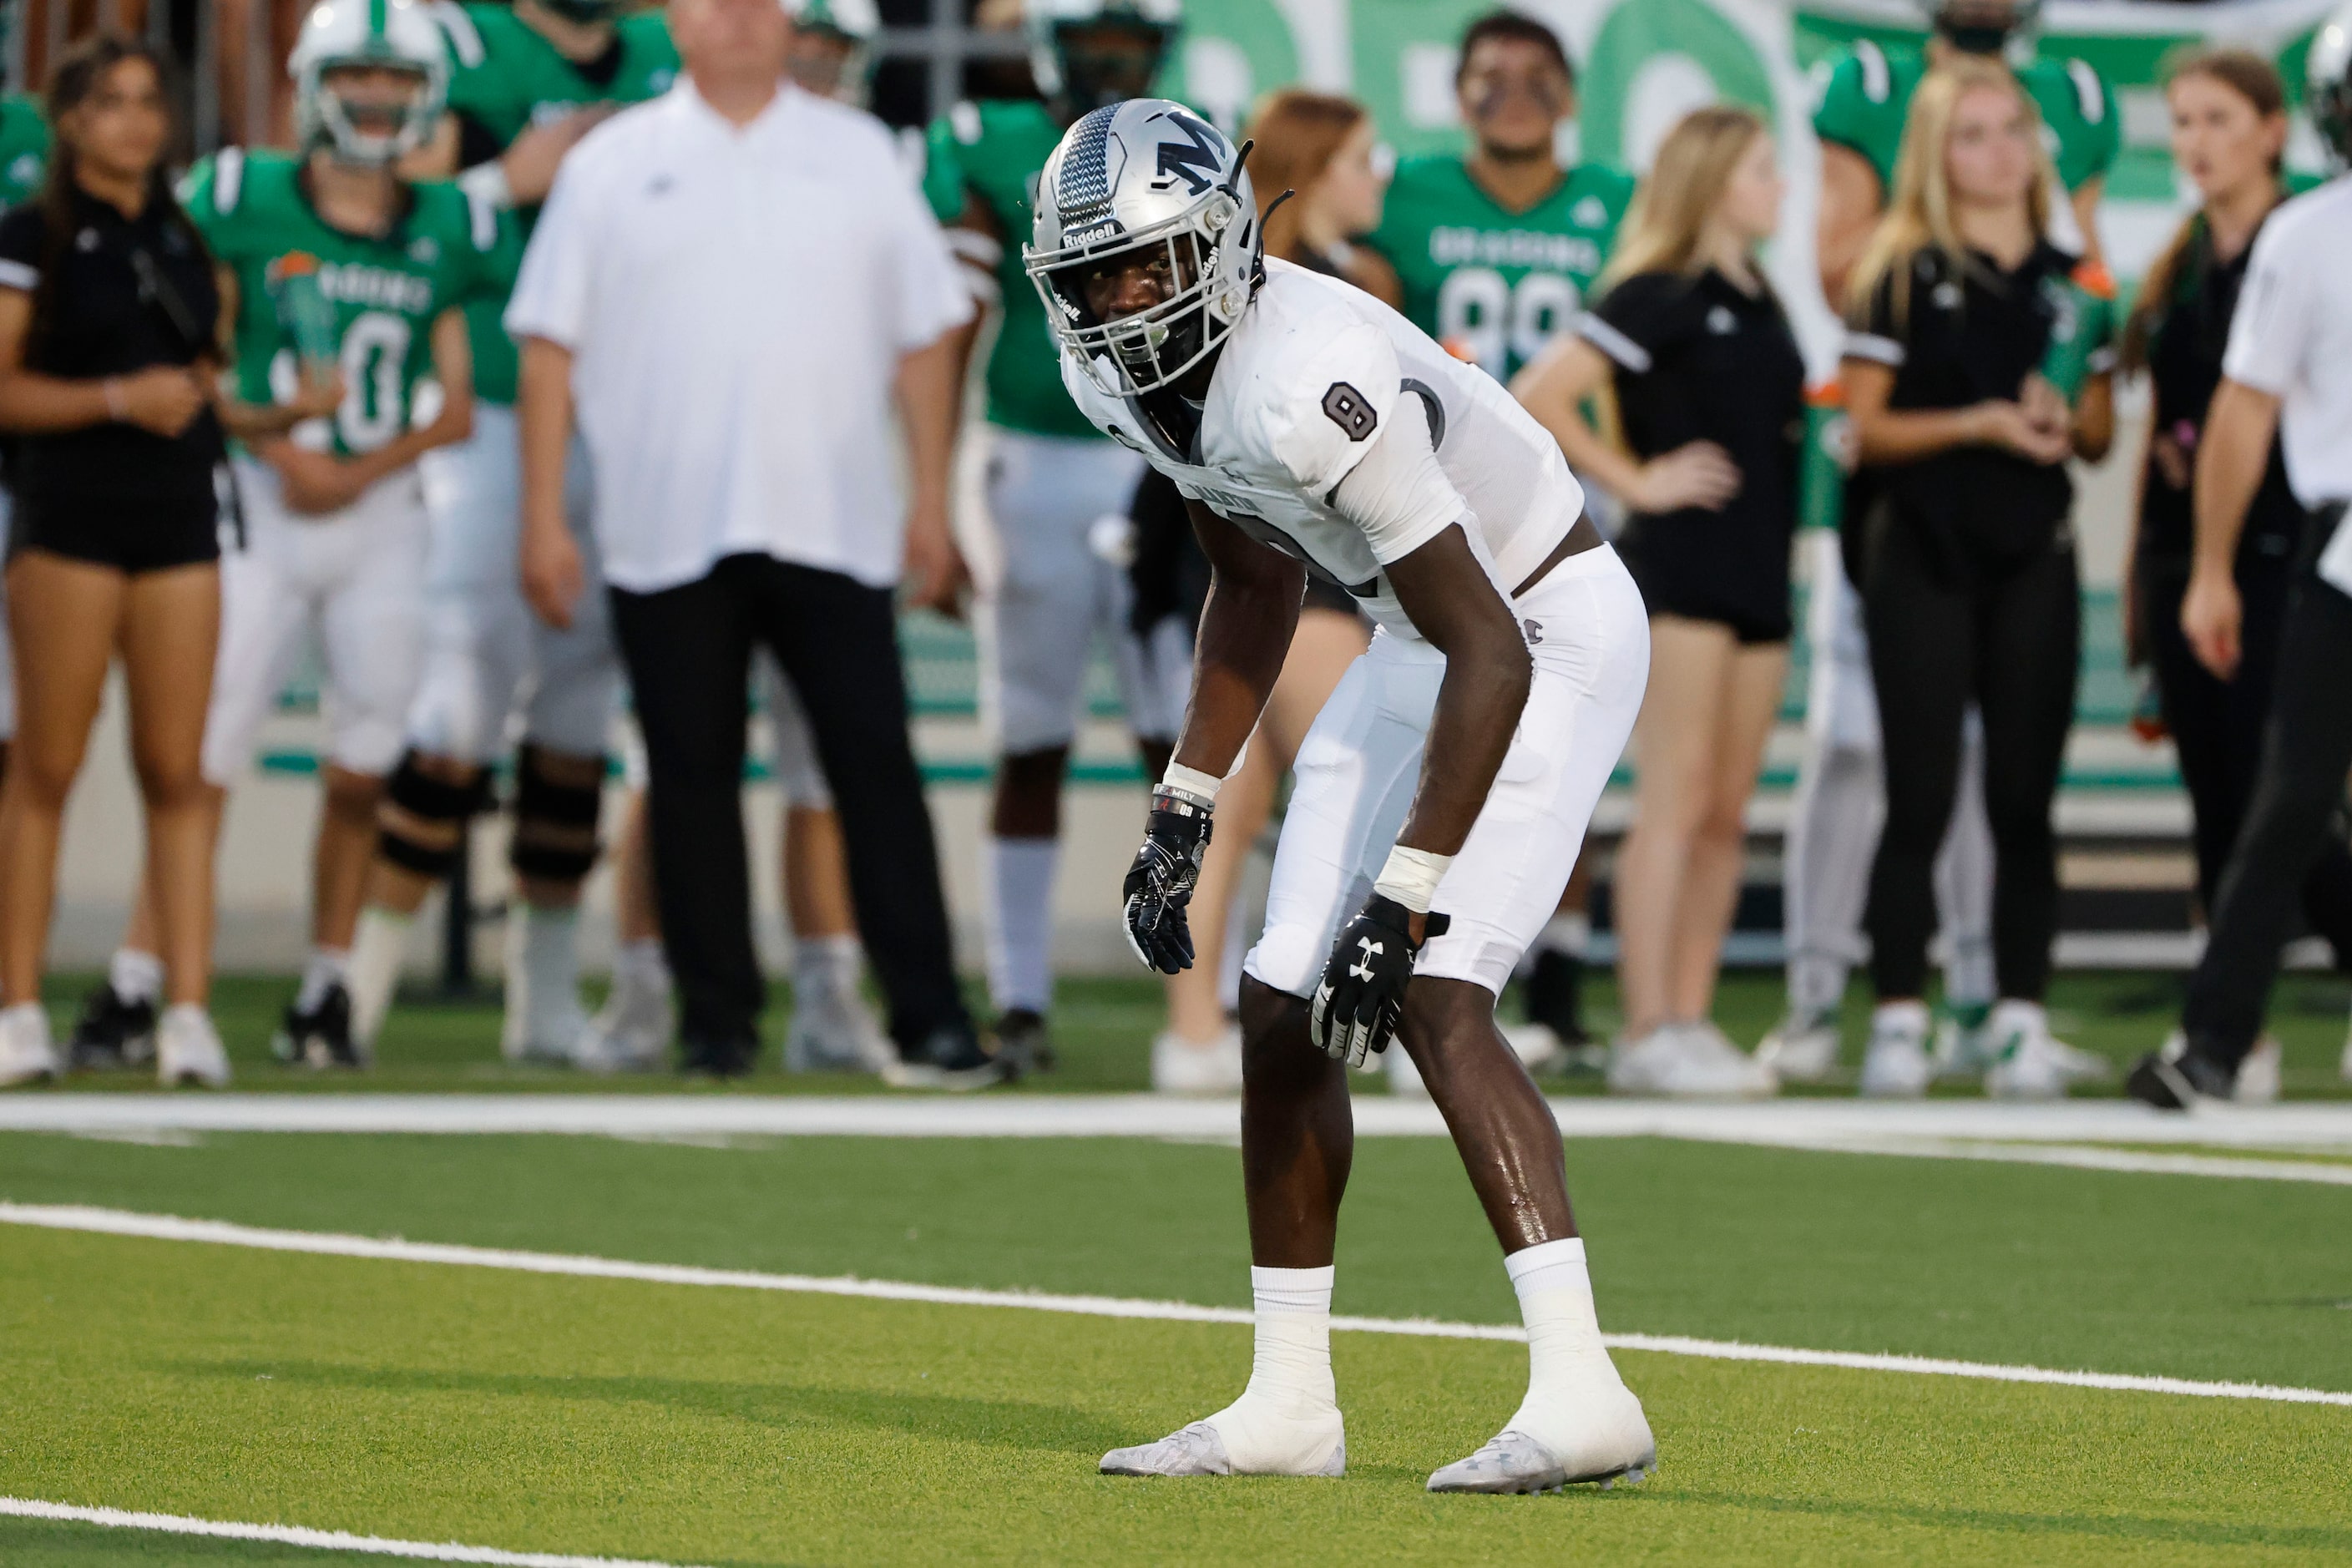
1026, 99, 1260, 397
1029, 0, 1183, 114
2313, 4, 2352, 169
289, 0, 448, 167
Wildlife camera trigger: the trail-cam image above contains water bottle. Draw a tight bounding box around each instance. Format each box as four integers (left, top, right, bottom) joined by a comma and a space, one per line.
268, 251, 339, 374
2038, 261, 2117, 404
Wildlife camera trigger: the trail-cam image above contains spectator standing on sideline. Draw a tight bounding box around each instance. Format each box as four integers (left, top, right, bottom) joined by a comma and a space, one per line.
923, 0, 1182, 1076
1146, 89, 1388, 1094
2132, 13, 2352, 1105
0, 79, 50, 802
1514, 107, 1798, 1099
1767, 0, 2121, 1082
0, 40, 240, 1087
1364, 8, 1632, 1069
2118, 48, 2351, 1104
1840, 58, 2114, 1099
510, 0, 990, 1085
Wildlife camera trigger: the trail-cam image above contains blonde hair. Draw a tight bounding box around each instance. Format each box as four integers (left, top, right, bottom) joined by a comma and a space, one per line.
1847, 55, 2056, 327
1599, 105, 1768, 291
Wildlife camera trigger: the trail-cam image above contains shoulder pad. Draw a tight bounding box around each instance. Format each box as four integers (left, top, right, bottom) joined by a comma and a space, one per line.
2064, 58, 2107, 124
1854, 39, 1891, 104
1247, 311, 1402, 498
950, 100, 984, 145
211, 146, 245, 216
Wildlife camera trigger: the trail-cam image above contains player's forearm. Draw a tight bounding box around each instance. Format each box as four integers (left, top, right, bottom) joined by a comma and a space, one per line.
1172, 567, 1302, 779
516, 336, 576, 539
1398, 620, 1529, 858
210, 392, 309, 440
347, 400, 474, 489
894, 334, 960, 516
2190, 380, 2277, 582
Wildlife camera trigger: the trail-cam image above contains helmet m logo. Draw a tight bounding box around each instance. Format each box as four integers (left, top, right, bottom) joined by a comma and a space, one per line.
1153, 111, 1222, 196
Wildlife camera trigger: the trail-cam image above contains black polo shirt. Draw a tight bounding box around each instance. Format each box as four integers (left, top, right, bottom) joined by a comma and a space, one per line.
1847, 241, 2079, 560
2137, 213, 2301, 570
0, 187, 223, 504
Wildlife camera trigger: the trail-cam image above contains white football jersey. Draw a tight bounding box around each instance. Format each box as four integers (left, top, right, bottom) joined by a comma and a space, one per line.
1060, 258, 1586, 642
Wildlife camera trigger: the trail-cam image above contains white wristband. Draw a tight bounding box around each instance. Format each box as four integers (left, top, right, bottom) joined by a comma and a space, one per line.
457, 160, 515, 211
1373, 845, 1452, 914
1161, 761, 1225, 805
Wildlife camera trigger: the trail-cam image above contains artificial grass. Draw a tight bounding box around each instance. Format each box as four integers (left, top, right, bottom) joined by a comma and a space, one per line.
4, 1130, 2349, 1392
2, 1224, 2347, 1566
22, 969, 2352, 1096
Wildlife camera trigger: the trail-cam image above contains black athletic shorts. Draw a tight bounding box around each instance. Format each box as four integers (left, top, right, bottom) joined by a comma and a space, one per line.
1616, 523, 1791, 645
12, 488, 220, 574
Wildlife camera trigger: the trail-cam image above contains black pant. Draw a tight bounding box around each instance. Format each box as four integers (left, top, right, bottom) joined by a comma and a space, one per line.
1863, 518, 2079, 1000
2181, 536, 2352, 1067
2140, 554, 2352, 954
608, 553, 969, 1052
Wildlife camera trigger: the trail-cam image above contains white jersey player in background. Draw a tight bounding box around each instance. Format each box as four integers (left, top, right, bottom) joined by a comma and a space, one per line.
1030, 100, 1656, 1492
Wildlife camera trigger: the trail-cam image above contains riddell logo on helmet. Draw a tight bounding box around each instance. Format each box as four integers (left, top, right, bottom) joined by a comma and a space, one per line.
1069, 220, 1122, 245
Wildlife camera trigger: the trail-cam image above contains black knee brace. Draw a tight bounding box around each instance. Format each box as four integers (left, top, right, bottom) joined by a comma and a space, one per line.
377, 752, 492, 878
508, 743, 606, 884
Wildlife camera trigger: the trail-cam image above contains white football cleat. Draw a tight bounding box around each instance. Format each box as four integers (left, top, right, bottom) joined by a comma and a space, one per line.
1755, 1009, 1839, 1083
2233, 1036, 2282, 1105
0, 1003, 61, 1087
1429, 1397, 1657, 1495
1858, 1009, 1933, 1098
1982, 1002, 2098, 1100
1100, 1413, 1345, 1479
156, 1005, 231, 1088
1151, 1025, 1244, 1095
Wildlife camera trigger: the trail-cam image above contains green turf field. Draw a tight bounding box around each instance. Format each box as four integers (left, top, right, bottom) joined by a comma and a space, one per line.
22, 969, 2352, 1096
4, 1118, 2350, 1564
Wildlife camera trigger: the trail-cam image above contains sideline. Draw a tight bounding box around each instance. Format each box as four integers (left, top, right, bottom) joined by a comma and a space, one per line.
7, 1201, 2347, 1409
0, 1496, 706, 1567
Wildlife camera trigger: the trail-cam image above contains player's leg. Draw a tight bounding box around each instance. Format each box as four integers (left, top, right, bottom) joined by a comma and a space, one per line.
1402, 558, 1657, 1492
1761, 547, 1882, 1080
762, 654, 890, 1075
1102, 643, 1408, 1479
348, 413, 528, 1049
286, 493, 431, 1067
501, 445, 620, 1064
971, 429, 1145, 1062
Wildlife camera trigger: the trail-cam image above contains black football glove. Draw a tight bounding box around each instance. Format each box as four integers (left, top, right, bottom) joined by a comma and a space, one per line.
1122, 787, 1214, 974
1310, 894, 1450, 1067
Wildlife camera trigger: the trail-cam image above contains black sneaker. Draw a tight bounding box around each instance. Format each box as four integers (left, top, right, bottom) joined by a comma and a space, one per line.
272, 984, 363, 1070
680, 1036, 760, 1078
883, 1024, 1009, 1091
2126, 1034, 2237, 1110
993, 1008, 1055, 1075
68, 982, 157, 1071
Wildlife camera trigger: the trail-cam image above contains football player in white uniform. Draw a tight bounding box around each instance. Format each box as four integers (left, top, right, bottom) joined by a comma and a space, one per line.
1031, 101, 1656, 1493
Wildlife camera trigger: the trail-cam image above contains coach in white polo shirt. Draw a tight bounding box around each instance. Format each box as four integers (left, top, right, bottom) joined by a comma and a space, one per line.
506, 0, 997, 1085
2132, 8, 2352, 1107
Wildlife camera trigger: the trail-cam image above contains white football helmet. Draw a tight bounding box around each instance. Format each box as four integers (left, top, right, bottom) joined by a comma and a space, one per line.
788, 0, 878, 44
1029, 0, 1182, 113
290, 0, 448, 167
1025, 98, 1260, 397
2313, 3, 2352, 169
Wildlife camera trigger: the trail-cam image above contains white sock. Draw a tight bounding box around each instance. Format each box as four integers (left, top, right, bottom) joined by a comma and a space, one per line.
794, 933, 863, 1003
983, 836, 1057, 1015
1537, 912, 1591, 957
295, 948, 351, 1014
1205, 1265, 1341, 1471
1504, 1238, 1631, 1456
615, 937, 671, 999
515, 903, 584, 1036
109, 948, 164, 1006
346, 909, 412, 1047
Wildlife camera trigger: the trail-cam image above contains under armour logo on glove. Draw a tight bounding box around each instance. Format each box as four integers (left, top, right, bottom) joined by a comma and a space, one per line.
1310, 894, 1449, 1068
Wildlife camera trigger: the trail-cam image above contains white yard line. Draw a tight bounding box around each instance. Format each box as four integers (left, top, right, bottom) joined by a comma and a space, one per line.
2, 1092, 2351, 1151
0, 1496, 706, 1567
1780, 1138, 2352, 1185
6, 1202, 2346, 1409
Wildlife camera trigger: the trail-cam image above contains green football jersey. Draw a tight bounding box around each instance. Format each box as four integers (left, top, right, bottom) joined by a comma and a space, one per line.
921, 98, 1095, 440
1370, 155, 1636, 385
0, 93, 48, 210
436, 3, 679, 404
1812, 40, 2120, 198
185, 148, 512, 459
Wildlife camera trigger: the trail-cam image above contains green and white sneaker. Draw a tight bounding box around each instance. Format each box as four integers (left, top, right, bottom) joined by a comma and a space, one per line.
1858, 1004, 1933, 1098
